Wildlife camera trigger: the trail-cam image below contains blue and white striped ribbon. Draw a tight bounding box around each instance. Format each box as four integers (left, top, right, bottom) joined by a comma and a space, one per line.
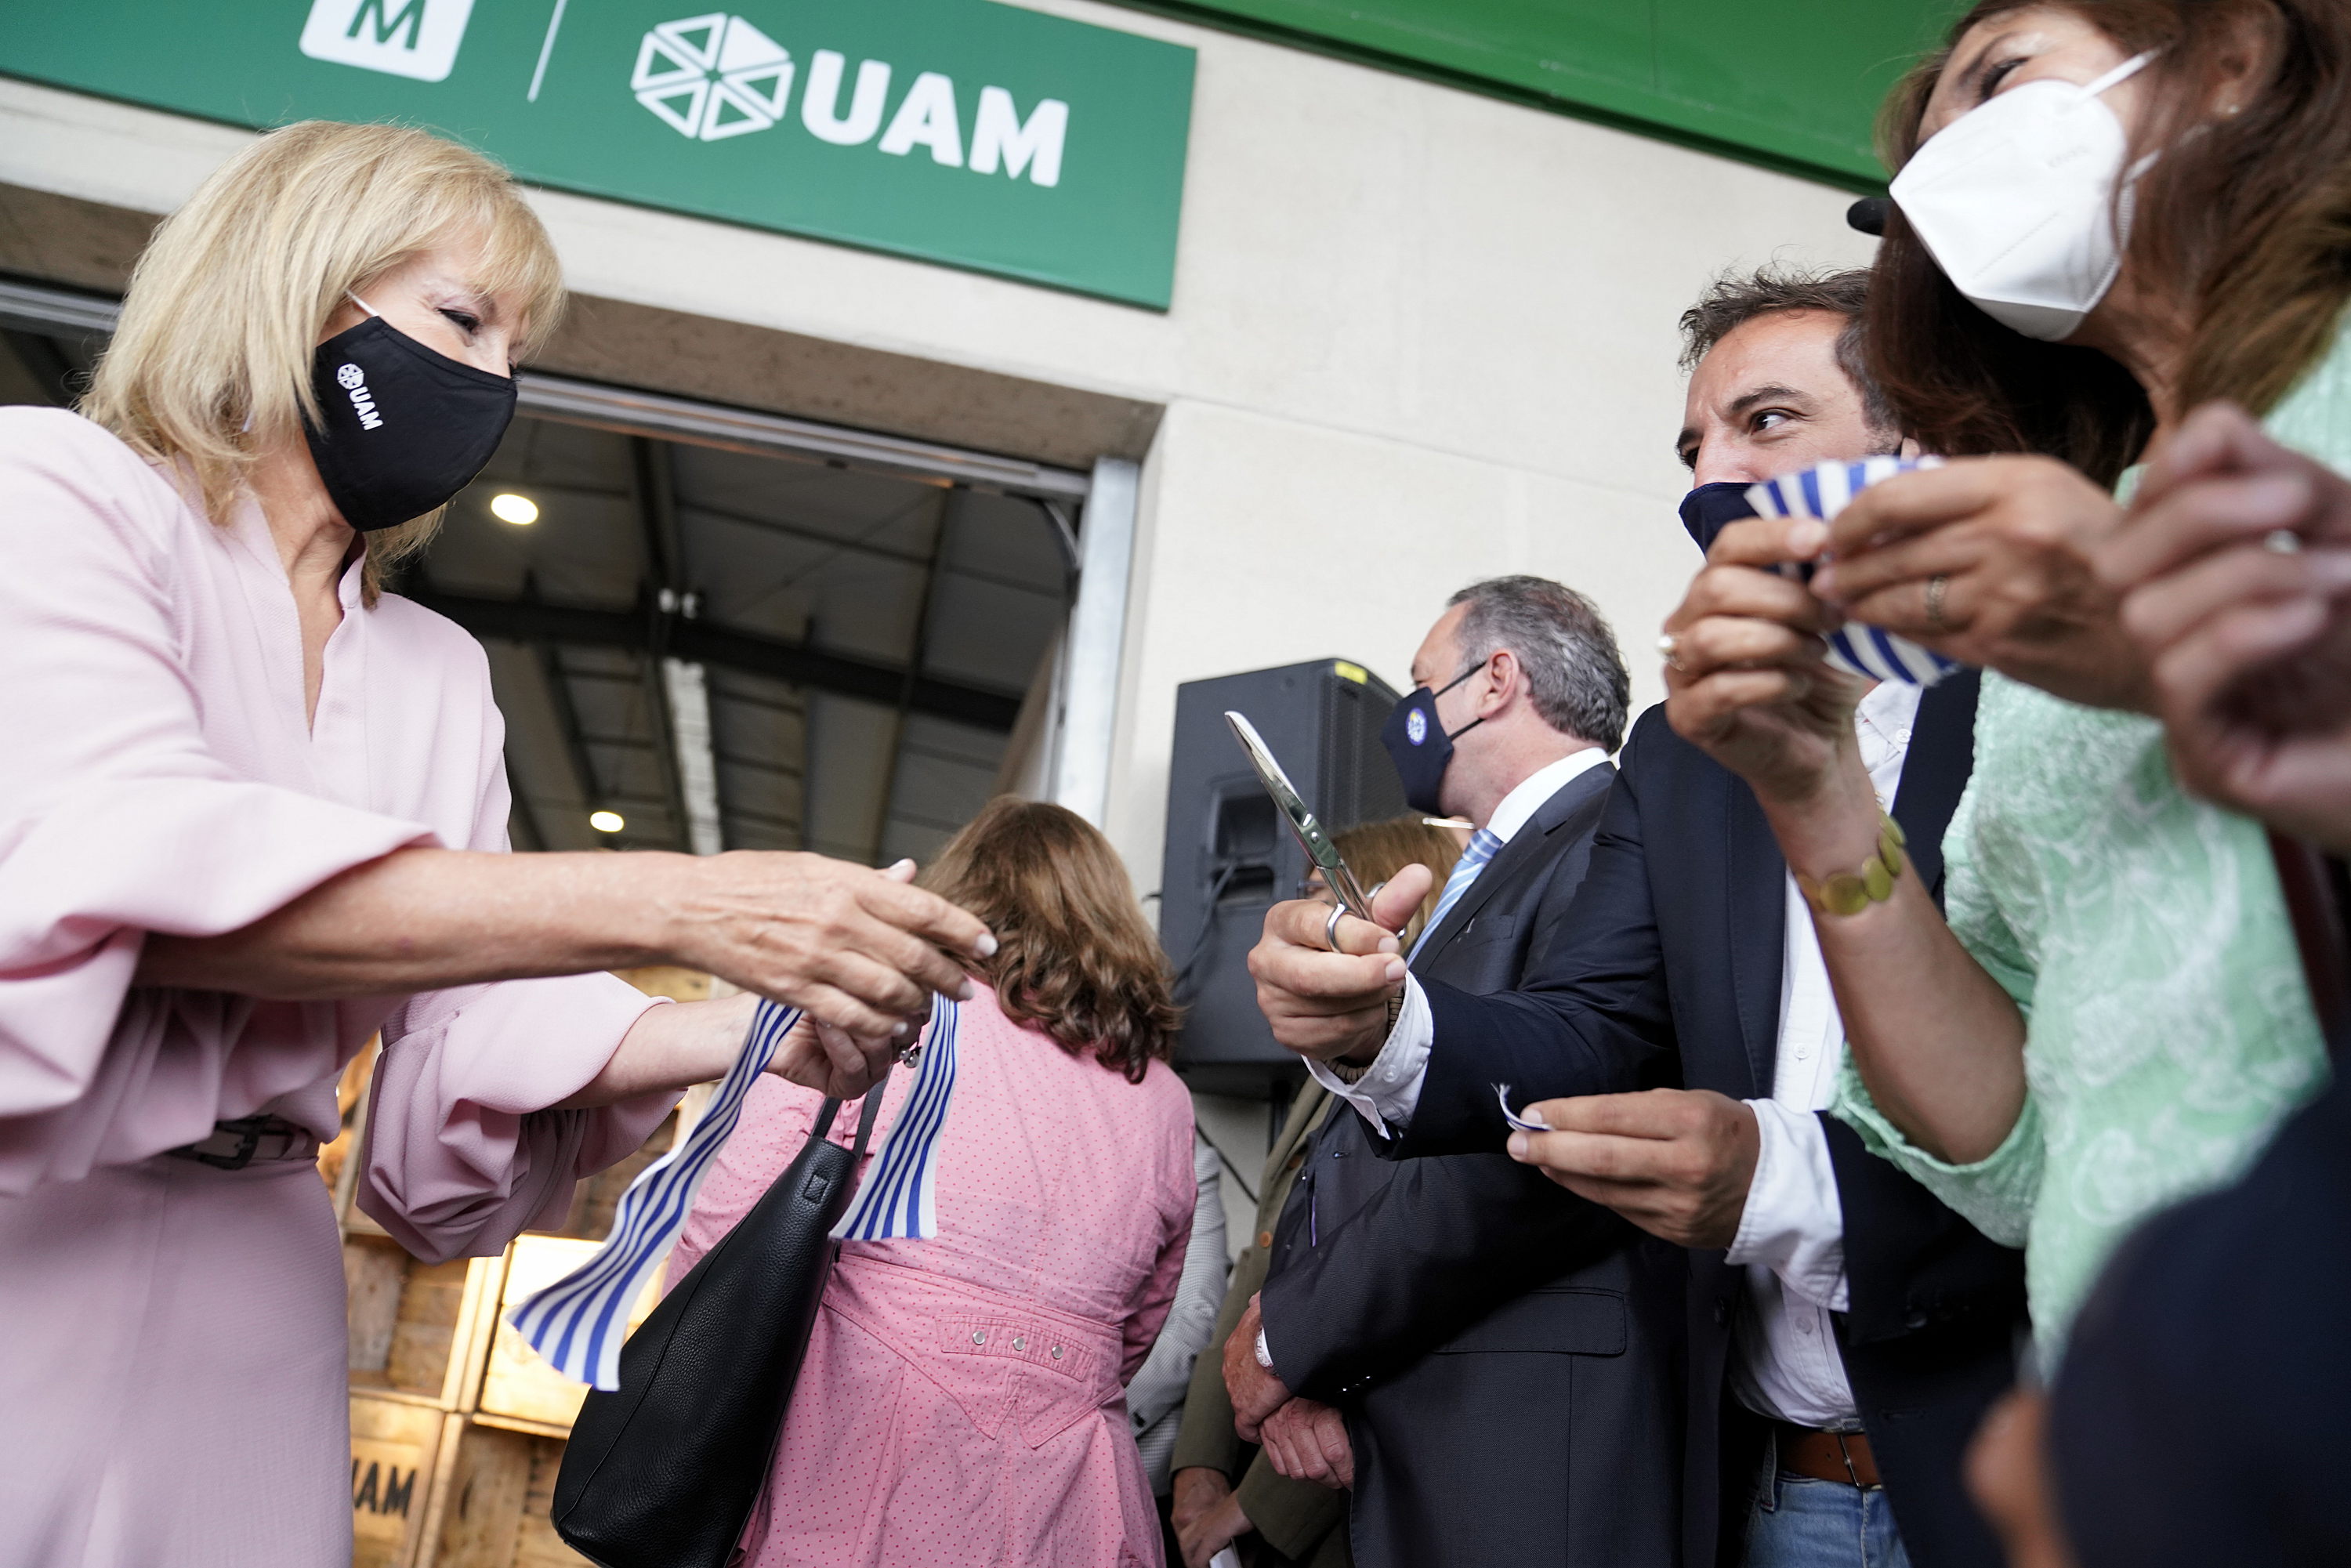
831, 991, 960, 1241
1746, 457, 1964, 688
505, 998, 802, 1391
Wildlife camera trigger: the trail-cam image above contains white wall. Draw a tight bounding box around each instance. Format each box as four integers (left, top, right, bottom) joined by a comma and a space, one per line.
0, 3, 1875, 895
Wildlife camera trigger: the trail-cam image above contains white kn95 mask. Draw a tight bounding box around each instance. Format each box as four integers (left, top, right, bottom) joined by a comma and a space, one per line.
1889, 51, 2158, 342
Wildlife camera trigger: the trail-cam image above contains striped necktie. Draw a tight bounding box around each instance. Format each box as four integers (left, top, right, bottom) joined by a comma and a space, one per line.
1411, 827, 1502, 962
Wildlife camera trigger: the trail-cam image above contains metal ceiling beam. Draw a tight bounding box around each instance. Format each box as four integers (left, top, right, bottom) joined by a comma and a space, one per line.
503, 757, 549, 852
536, 643, 609, 841
518, 375, 1094, 501
413, 588, 1024, 732
629, 436, 721, 856
875, 488, 953, 861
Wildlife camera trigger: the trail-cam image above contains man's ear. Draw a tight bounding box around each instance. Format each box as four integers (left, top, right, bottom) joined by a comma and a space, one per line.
1479, 650, 1518, 718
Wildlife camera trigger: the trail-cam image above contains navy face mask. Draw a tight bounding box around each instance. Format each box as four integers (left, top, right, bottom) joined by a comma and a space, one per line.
1379, 664, 1484, 816
1678, 481, 1759, 553
303, 301, 517, 532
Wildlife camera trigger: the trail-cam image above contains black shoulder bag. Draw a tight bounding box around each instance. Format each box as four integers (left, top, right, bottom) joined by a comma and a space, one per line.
551, 1066, 891, 1568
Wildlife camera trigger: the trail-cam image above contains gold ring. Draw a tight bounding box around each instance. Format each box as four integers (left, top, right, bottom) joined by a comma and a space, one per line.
1925, 573, 1951, 632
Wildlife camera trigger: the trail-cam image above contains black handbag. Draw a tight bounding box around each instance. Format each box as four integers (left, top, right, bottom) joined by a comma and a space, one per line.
551, 1066, 892, 1568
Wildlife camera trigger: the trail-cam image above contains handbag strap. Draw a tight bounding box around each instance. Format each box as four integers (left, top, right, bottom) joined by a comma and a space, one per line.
811, 1062, 895, 1155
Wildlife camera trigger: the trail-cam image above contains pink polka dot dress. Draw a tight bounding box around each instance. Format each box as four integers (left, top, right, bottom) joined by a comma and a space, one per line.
671, 981, 1197, 1567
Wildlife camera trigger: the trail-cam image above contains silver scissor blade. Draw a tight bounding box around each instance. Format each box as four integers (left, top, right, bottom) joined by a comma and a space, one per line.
1223, 710, 1375, 919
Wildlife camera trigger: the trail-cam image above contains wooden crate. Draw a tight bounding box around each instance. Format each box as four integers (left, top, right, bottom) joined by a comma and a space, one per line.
428, 1421, 589, 1568
350, 1392, 447, 1568
478, 1234, 668, 1430
477, 1236, 600, 1431
345, 1233, 504, 1403
338, 967, 715, 1568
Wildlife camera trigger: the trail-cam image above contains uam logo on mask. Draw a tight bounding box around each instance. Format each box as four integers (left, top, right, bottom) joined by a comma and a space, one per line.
1404, 708, 1428, 746
299, 0, 476, 83
337, 364, 384, 430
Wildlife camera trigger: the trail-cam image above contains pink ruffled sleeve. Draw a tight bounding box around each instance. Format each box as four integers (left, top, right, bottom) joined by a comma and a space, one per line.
354, 622, 672, 1261
359, 972, 671, 1262
0, 412, 434, 1193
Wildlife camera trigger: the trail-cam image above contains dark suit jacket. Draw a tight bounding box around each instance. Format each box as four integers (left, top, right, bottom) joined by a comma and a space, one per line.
2050, 1040, 2351, 1567
1391, 675, 2027, 1568
1259, 759, 1687, 1568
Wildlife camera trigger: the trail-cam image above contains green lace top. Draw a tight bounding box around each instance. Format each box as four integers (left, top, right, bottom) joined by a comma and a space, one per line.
1832, 317, 2351, 1358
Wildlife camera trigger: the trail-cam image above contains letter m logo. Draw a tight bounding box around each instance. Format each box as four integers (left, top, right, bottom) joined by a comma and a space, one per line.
300, 0, 477, 82
349, 0, 426, 49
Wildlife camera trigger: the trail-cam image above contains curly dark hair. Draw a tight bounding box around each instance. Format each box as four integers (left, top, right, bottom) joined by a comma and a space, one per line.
917, 797, 1180, 1083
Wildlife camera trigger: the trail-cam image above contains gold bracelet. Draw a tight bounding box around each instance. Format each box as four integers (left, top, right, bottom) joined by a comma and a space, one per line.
1794, 813, 1907, 917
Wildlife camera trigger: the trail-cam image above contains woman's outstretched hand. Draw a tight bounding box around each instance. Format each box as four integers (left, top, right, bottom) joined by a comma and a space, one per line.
1663, 512, 1870, 809
561, 858, 984, 1106
672, 853, 992, 1045
136, 843, 993, 1019
2096, 402, 2351, 852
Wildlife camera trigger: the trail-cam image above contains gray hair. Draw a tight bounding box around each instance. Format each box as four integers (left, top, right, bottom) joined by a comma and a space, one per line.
1445, 575, 1629, 753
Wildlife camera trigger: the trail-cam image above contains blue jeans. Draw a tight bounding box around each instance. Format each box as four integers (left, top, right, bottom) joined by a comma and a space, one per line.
1744, 1472, 1914, 1568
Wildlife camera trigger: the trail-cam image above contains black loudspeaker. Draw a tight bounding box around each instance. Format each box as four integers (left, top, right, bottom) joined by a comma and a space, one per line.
1161, 659, 1407, 1095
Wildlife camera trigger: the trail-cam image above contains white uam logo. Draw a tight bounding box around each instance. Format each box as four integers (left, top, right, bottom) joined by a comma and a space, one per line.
338, 364, 384, 430
629, 12, 1070, 186
632, 14, 794, 141
300, 0, 476, 83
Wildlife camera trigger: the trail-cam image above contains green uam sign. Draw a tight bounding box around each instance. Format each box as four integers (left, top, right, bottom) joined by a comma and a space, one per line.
0, 0, 1197, 309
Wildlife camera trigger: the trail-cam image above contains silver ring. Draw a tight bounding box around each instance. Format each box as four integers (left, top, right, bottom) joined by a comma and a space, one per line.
2265, 528, 2304, 556
1925, 573, 1951, 632
1657, 632, 1686, 672
1324, 902, 1348, 954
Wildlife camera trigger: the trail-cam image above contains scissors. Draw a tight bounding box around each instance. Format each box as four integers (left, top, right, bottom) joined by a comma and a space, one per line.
1223, 710, 1385, 952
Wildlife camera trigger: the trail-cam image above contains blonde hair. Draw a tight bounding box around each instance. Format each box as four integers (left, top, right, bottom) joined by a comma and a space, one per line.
82, 121, 564, 603
1328, 817, 1464, 951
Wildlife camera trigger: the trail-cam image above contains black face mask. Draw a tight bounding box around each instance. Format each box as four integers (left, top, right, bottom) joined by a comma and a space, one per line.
1678, 481, 1759, 553
1379, 665, 1483, 816
303, 312, 516, 532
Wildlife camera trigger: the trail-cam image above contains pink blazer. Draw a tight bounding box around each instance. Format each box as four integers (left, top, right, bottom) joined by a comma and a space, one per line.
672, 983, 1197, 1567
0, 409, 668, 1565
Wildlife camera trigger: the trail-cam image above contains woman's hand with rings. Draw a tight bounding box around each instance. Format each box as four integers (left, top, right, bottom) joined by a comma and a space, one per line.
670, 852, 993, 1094
2095, 402, 2351, 850
1662, 513, 1868, 810
1925, 572, 1952, 632
1806, 456, 2148, 711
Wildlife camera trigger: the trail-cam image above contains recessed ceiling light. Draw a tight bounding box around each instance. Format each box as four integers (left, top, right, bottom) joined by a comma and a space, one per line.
589, 809, 625, 834
491, 493, 539, 525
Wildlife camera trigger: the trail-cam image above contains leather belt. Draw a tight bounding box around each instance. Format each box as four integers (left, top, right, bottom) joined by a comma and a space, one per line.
1775, 1421, 1882, 1489
165, 1114, 322, 1171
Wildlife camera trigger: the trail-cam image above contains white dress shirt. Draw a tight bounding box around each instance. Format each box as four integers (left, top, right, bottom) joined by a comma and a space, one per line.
1311, 683, 1923, 1430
